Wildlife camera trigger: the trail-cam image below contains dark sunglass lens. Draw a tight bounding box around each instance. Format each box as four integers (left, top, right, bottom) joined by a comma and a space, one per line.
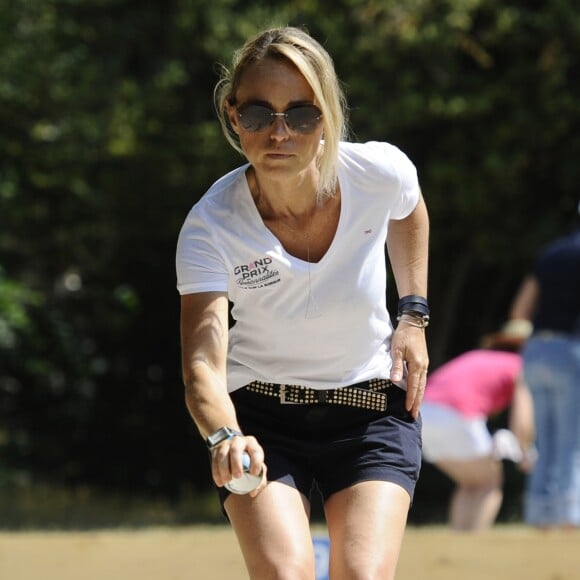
286, 106, 322, 133
238, 105, 272, 131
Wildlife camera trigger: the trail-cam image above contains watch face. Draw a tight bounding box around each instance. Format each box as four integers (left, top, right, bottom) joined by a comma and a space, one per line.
207, 427, 236, 448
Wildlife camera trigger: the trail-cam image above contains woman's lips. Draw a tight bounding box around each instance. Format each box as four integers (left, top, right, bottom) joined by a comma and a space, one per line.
266, 152, 292, 159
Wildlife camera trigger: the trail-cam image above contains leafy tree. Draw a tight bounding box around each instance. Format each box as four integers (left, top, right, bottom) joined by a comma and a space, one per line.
0, 0, 578, 521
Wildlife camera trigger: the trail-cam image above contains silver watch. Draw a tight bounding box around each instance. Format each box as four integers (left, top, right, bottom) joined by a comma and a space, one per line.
206, 426, 242, 449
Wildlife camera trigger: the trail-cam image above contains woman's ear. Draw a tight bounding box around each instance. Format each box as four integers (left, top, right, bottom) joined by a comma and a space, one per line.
226, 102, 241, 135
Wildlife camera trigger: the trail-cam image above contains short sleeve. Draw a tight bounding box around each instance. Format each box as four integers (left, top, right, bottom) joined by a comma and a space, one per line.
366, 141, 420, 219
176, 207, 228, 295
339, 141, 420, 219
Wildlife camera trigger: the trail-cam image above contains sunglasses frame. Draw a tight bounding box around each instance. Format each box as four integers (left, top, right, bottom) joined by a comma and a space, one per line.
235, 103, 323, 134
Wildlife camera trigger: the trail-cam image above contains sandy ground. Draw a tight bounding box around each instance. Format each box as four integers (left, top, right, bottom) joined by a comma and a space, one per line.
0, 525, 578, 580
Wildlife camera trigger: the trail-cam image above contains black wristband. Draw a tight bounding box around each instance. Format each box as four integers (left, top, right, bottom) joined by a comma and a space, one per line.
398, 294, 430, 318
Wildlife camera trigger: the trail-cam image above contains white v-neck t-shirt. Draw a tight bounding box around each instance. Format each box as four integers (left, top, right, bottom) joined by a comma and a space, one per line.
176, 141, 420, 392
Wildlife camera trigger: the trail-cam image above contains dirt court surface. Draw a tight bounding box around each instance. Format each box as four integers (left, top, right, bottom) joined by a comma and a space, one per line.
0, 525, 578, 580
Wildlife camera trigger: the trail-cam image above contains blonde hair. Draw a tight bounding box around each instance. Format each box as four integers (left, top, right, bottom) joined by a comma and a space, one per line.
214, 27, 349, 201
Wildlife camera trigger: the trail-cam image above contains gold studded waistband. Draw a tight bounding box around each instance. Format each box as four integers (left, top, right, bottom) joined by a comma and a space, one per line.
244, 379, 392, 412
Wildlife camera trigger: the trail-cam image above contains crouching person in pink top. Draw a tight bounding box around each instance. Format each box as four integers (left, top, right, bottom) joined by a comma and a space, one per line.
421, 321, 536, 531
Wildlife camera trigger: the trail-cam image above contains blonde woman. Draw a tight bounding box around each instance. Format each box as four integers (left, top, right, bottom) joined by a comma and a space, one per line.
176, 27, 429, 579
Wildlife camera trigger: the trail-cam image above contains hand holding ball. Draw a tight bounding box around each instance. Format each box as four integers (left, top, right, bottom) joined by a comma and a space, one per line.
225, 452, 263, 494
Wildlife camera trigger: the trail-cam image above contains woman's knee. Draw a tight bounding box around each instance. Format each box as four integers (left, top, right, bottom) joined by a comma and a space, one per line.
330, 554, 397, 580
245, 550, 315, 580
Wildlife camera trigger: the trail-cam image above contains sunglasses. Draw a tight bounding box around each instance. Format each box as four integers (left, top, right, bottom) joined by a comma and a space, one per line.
236, 103, 322, 134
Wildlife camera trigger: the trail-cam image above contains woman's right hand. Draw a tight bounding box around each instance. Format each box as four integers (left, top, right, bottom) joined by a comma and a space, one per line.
210, 434, 267, 497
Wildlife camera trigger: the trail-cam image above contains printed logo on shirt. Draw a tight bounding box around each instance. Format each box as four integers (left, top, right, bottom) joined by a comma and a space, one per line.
234, 256, 281, 289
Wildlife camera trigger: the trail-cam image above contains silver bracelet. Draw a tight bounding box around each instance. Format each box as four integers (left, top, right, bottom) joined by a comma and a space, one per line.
397, 313, 429, 329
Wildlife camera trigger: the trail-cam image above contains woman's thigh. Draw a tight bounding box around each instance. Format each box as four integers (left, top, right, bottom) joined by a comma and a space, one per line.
324, 480, 410, 580
435, 456, 503, 488
225, 481, 315, 580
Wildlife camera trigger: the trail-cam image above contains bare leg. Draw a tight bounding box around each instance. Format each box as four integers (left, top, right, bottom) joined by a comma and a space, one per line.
436, 457, 504, 531
324, 481, 411, 580
225, 481, 316, 580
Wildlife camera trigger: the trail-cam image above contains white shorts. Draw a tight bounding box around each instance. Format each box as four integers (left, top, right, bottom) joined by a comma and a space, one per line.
420, 402, 492, 462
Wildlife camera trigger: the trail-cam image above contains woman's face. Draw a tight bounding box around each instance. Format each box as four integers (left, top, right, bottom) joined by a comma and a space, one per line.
227, 57, 324, 183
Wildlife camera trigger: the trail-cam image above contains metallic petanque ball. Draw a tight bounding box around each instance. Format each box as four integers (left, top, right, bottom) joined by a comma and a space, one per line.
225, 452, 262, 494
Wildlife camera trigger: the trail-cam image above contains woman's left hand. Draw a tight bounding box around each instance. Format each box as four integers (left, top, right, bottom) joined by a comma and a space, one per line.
389, 324, 429, 419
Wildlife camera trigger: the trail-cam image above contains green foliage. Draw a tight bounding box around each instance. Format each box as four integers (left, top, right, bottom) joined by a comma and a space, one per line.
0, 0, 578, 521
0, 269, 42, 348
310, 0, 580, 360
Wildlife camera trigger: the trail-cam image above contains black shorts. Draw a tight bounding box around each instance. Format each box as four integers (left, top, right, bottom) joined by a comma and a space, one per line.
216, 383, 422, 507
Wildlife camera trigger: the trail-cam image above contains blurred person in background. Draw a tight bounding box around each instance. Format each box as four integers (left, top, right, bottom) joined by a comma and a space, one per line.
509, 203, 580, 529
420, 320, 536, 531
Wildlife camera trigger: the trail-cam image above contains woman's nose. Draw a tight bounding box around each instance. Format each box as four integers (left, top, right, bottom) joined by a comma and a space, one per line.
269, 115, 290, 139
